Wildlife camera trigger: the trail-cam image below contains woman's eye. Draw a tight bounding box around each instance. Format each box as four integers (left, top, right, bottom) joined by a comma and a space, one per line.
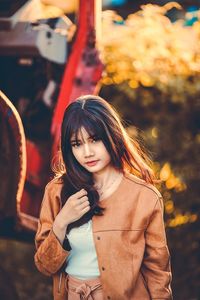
92, 138, 99, 143
71, 143, 80, 148
91, 136, 100, 143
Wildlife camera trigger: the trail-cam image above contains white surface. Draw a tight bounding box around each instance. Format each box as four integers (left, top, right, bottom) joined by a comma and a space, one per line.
65, 220, 100, 280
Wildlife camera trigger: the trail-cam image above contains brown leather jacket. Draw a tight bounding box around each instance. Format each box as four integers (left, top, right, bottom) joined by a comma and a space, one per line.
34, 173, 172, 300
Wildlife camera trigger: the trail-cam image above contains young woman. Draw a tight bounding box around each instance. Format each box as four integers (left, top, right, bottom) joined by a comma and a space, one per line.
34, 95, 172, 300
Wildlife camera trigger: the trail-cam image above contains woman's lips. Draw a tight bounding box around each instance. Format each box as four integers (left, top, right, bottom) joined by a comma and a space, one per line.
85, 160, 99, 167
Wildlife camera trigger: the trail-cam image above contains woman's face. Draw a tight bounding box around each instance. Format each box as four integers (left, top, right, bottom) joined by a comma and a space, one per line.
70, 127, 111, 174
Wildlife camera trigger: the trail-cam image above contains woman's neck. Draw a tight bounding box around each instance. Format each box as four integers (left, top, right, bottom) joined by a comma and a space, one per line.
93, 166, 123, 197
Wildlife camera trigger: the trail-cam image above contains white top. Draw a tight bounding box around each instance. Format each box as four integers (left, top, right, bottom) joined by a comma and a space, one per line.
65, 219, 100, 279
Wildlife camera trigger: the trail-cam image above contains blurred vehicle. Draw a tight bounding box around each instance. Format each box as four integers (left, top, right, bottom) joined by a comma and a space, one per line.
0, 0, 103, 234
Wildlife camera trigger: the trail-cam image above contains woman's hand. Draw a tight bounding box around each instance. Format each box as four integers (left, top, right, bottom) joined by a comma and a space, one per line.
52, 189, 90, 244
58, 189, 90, 226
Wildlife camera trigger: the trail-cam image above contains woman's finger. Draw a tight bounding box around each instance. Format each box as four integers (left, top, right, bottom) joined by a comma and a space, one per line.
81, 206, 91, 214
76, 189, 88, 198
79, 201, 90, 210
78, 196, 88, 204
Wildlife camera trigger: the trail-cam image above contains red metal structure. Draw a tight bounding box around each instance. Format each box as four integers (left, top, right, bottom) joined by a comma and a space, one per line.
0, 0, 103, 232
52, 0, 103, 155
0, 91, 26, 230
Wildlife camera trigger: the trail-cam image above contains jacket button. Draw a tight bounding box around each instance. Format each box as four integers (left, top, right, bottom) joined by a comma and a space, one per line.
97, 236, 100, 240
102, 266, 105, 271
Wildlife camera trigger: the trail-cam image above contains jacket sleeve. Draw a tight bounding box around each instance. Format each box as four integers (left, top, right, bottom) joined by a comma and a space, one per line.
34, 182, 71, 276
142, 196, 173, 299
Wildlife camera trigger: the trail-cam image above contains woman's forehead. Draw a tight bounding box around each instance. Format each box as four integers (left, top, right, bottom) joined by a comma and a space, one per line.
71, 127, 93, 141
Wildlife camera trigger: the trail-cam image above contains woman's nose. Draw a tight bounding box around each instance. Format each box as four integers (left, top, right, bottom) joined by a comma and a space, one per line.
83, 143, 94, 157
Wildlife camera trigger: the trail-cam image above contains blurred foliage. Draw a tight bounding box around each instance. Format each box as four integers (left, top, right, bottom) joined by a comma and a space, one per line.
100, 2, 200, 299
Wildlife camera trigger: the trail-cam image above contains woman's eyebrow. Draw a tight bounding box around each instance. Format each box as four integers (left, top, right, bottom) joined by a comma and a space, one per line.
70, 137, 84, 143
70, 134, 97, 143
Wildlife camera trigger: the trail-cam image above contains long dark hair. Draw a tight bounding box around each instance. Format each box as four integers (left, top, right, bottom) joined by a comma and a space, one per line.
53, 95, 155, 232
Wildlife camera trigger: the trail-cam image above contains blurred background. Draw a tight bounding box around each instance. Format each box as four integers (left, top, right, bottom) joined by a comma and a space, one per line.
0, 0, 200, 299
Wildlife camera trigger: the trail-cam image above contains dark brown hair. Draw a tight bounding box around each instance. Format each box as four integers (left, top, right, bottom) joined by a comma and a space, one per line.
54, 95, 155, 232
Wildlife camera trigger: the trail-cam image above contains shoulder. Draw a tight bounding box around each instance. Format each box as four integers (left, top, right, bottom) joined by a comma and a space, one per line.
124, 172, 162, 203
40, 176, 64, 214
123, 173, 164, 216
42, 176, 64, 205
45, 175, 64, 194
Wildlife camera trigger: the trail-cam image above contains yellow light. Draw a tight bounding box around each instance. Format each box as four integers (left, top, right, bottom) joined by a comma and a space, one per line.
168, 219, 177, 227
128, 79, 139, 89
182, 215, 190, 224
165, 200, 174, 214
175, 182, 187, 192
101, 3, 200, 92
195, 134, 200, 143
139, 73, 155, 87
167, 212, 198, 228
113, 75, 123, 84
190, 214, 198, 222
101, 77, 113, 85
166, 174, 178, 189
132, 60, 143, 70
151, 127, 158, 138
107, 64, 116, 73
160, 163, 171, 181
